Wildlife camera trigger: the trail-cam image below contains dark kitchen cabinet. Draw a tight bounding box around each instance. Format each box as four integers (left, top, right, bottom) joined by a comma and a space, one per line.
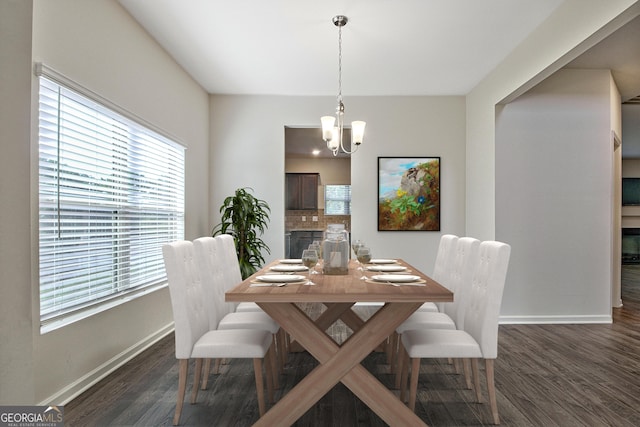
286, 173, 319, 210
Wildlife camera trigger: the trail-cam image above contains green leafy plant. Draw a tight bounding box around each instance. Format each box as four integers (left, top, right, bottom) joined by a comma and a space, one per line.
212, 187, 271, 279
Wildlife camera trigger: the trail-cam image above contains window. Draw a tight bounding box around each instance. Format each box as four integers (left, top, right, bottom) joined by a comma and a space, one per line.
324, 185, 351, 215
36, 64, 185, 332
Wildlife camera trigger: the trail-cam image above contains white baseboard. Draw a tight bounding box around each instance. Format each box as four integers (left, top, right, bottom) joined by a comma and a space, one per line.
499, 314, 612, 324
39, 322, 174, 406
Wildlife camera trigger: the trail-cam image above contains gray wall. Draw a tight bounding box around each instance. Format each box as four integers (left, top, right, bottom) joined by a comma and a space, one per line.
209, 95, 467, 274
622, 104, 640, 158
0, 0, 210, 404
496, 69, 620, 323
0, 0, 35, 404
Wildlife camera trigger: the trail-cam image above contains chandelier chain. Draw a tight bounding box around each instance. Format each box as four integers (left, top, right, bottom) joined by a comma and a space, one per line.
337, 23, 343, 104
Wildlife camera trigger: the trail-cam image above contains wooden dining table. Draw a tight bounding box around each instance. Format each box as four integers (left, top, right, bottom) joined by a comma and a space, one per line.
225, 258, 453, 427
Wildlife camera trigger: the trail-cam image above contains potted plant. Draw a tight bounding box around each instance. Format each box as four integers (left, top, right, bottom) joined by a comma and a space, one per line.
212, 187, 271, 279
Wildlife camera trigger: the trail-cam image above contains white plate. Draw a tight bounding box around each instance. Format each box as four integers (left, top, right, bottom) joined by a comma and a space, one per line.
366, 265, 407, 272
372, 274, 421, 283
270, 264, 308, 272
279, 259, 302, 264
256, 274, 306, 283
369, 259, 398, 264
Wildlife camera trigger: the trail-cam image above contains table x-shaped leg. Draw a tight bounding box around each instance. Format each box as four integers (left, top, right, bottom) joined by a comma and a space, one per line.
256, 301, 427, 427
288, 303, 367, 352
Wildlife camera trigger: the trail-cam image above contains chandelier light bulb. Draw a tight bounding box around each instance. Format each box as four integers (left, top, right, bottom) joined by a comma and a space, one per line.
321, 116, 336, 141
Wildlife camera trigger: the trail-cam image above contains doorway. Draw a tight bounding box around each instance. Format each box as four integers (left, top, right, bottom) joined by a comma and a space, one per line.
284, 127, 351, 258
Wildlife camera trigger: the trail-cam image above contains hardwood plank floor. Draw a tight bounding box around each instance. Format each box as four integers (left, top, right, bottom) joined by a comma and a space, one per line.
65, 272, 640, 426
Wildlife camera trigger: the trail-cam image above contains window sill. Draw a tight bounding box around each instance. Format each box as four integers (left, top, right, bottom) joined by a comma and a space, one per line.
40, 282, 168, 334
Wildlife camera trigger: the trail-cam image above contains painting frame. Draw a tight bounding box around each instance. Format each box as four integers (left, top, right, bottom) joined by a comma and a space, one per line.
377, 157, 440, 231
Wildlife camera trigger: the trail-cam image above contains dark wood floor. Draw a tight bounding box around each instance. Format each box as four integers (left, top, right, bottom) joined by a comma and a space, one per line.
65, 268, 640, 426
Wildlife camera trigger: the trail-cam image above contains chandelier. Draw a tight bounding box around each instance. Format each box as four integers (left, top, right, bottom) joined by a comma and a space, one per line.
321, 15, 366, 156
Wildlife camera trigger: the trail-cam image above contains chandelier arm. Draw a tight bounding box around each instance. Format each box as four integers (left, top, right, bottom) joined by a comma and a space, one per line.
339, 133, 359, 154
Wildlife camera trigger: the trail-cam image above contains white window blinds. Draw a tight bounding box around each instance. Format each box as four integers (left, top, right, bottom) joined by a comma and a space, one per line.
324, 185, 351, 215
37, 65, 185, 330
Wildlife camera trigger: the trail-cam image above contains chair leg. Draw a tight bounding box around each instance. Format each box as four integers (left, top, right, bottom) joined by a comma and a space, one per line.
399, 345, 410, 403
265, 345, 275, 404
201, 359, 211, 390
463, 358, 472, 389
213, 358, 222, 374
386, 332, 398, 366
472, 358, 482, 402
485, 359, 500, 424
395, 342, 405, 389
191, 358, 202, 404
277, 329, 287, 371
174, 359, 188, 426
389, 332, 399, 373
453, 358, 462, 374
253, 358, 266, 416
408, 358, 421, 411
269, 341, 280, 390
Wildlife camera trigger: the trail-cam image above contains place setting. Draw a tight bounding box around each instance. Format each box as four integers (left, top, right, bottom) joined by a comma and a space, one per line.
364, 274, 427, 286
353, 244, 424, 285
269, 263, 309, 273
249, 274, 308, 287
279, 258, 303, 264
364, 263, 410, 273
250, 247, 320, 286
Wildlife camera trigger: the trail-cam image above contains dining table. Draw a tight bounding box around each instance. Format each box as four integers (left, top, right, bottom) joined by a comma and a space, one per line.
225, 258, 453, 427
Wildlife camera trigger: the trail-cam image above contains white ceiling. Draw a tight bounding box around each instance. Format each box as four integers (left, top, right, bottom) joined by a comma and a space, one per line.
118, 0, 565, 96
566, 14, 640, 103
118, 0, 640, 158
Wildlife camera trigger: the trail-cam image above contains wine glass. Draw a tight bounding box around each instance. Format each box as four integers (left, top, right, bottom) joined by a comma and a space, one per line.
356, 247, 371, 278
301, 249, 318, 285
352, 239, 364, 258
307, 244, 320, 275
312, 240, 323, 259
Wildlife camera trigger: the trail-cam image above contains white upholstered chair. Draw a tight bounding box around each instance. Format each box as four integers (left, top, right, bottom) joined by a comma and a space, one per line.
217, 234, 289, 368
386, 235, 460, 369
399, 240, 511, 425
216, 234, 262, 313
193, 236, 281, 387
392, 237, 480, 384
162, 240, 274, 425
397, 237, 480, 333
416, 234, 459, 313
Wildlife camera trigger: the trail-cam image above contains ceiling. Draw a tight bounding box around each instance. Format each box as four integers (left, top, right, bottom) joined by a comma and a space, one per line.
565, 14, 640, 104
118, 0, 640, 157
118, 0, 565, 96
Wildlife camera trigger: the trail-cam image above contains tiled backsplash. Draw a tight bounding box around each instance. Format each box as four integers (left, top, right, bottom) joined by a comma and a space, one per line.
285, 209, 350, 232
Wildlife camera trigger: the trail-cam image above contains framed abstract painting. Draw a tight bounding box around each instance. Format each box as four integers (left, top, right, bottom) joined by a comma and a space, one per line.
378, 157, 440, 231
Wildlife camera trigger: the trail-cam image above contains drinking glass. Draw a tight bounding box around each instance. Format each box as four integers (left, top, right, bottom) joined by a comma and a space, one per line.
356, 247, 371, 274
308, 240, 322, 259
312, 240, 323, 259
301, 249, 318, 284
307, 244, 320, 274
352, 239, 364, 260
308, 243, 321, 273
